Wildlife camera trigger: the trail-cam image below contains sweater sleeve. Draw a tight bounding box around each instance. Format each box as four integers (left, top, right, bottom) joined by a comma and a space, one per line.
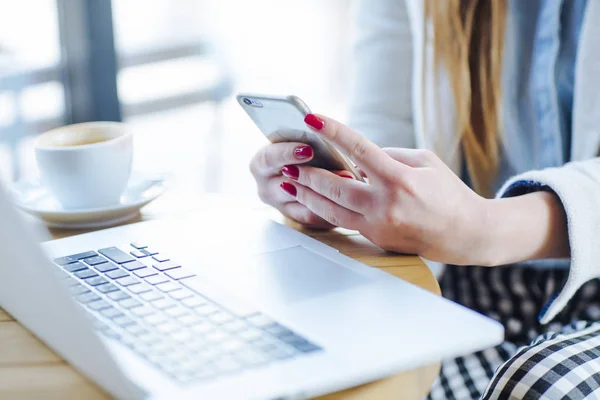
496, 158, 600, 324
346, 0, 415, 149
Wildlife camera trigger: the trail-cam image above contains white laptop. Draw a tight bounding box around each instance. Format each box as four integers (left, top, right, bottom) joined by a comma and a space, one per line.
0, 181, 504, 399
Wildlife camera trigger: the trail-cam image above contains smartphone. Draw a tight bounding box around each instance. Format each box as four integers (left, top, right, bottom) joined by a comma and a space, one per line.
237, 93, 364, 181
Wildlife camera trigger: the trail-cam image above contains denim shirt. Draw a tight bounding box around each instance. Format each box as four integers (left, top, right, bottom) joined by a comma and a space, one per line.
494, 0, 588, 194
484, 0, 587, 270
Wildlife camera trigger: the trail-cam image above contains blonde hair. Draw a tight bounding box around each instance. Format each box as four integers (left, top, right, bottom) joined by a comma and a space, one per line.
424, 0, 508, 197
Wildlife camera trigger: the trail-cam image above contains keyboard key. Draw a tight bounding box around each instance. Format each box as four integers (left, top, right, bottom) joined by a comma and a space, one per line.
54, 251, 97, 265
219, 339, 245, 353
152, 298, 177, 310
75, 292, 101, 304
194, 304, 219, 316
62, 261, 88, 273
143, 313, 169, 326
266, 345, 297, 360
93, 262, 118, 273
141, 248, 158, 256
190, 321, 214, 335
130, 242, 148, 250
280, 335, 320, 353
133, 267, 157, 278
235, 348, 269, 366
168, 288, 194, 301
128, 283, 152, 295
164, 307, 189, 318
131, 306, 155, 317
156, 323, 181, 334
139, 290, 163, 302
264, 323, 294, 338
113, 315, 136, 327
181, 296, 209, 308
177, 313, 203, 326
100, 329, 121, 340
120, 298, 143, 309
209, 311, 235, 325
96, 283, 120, 294
170, 330, 194, 342
106, 269, 129, 280
69, 284, 90, 296
125, 324, 148, 336
107, 290, 130, 301
152, 260, 179, 272
155, 281, 182, 293
74, 268, 98, 279
238, 328, 264, 342
165, 268, 196, 280
98, 247, 136, 264
144, 274, 169, 285
246, 313, 274, 328
222, 320, 248, 334
122, 260, 146, 271
205, 330, 230, 344
86, 276, 109, 286
84, 256, 109, 266
152, 254, 170, 262
116, 276, 141, 287
100, 307, 125, 319
130, 249, 148, 258
88, 299, 112, 311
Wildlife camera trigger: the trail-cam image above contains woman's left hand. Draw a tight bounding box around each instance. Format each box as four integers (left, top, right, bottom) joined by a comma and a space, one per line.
279, 114, 493, 266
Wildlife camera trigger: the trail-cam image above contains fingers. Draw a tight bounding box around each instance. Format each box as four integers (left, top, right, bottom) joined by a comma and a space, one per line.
304, 113, 406, 181
382, 148, 439, 168
279, 181, 363, 230
282, 165, 372, 214
250, 142, 314, 177
280, 202, 334, 229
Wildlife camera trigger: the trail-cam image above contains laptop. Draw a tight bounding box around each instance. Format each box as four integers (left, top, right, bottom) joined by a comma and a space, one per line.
0, 182, 504, 399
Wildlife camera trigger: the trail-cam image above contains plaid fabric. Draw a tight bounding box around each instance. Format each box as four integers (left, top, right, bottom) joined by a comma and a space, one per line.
427, 265, 600, 400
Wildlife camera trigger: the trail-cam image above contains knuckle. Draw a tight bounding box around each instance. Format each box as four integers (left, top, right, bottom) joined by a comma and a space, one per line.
326, 181, 343, 202
350, 140, 368, 160
323, 210, 341, 227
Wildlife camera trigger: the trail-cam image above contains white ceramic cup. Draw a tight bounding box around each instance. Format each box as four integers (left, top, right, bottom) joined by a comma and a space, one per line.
34, 122, 133, 210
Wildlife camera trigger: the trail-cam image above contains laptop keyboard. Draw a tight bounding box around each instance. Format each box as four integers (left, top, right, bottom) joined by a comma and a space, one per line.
53, 243, 322, 384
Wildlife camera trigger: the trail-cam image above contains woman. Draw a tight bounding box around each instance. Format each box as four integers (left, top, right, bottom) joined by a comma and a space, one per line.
250, 0, 600, 398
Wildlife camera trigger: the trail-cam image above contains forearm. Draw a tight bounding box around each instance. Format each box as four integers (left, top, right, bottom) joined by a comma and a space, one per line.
480, 191, 570, 266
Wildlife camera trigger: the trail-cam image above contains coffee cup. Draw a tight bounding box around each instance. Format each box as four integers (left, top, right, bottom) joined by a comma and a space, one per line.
34, 122, 133, 209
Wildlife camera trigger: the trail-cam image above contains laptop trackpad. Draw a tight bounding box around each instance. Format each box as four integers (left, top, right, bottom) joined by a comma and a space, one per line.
221, 246, 371, 305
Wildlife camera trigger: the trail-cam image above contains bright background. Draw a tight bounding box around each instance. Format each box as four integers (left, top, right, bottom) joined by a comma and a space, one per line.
0, 0, 356, 202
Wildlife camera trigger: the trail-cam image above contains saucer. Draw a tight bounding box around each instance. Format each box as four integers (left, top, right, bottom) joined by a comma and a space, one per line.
10, 173, 169, 229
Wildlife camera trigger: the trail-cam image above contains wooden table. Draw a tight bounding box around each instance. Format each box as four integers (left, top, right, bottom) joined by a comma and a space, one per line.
0, 193, 441, 399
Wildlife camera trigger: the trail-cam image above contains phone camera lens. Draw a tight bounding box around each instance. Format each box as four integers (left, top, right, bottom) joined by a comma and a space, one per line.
243, 98, 252, 105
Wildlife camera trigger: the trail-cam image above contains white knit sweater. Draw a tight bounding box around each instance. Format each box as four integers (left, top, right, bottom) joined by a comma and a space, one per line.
346, 0, 600, 324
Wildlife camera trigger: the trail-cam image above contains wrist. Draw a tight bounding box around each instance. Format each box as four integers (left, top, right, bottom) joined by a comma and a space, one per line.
474, 191, 569, 267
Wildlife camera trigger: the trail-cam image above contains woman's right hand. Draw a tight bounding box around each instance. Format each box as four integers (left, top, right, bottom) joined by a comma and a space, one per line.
249, 143, 351, 229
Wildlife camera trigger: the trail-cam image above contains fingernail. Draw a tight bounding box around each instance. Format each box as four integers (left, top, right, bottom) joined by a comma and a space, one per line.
280, 182, 297, 197
294, 145, 313, 159
342, 175, 353, 179
304, 114, 325, 130
281, 165, 299, 180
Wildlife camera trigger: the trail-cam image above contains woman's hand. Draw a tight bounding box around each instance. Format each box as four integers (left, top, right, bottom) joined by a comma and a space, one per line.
249, 142, 355, 229
278, 114, 493, 265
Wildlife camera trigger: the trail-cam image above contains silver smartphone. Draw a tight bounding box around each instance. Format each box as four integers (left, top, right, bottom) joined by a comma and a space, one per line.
237, 93, 364, 181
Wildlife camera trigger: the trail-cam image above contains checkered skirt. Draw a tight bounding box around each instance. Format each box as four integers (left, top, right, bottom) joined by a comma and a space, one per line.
427, 265, 600, 400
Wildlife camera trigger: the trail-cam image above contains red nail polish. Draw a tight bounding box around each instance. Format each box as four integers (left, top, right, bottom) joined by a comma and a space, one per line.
304, 114, 325, 130
281, 165, 299, 180
294, 145, 313, 159
342, 175, 353, 179
280, 182, 297, 197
